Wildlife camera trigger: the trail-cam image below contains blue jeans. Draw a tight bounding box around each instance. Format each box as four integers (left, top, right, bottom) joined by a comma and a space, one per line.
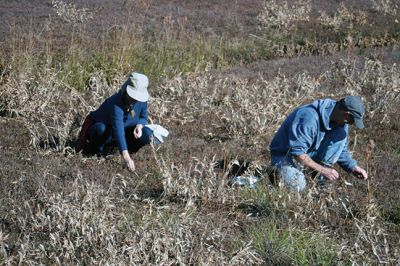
88, 122, 152, 155
271, 130, 347, 191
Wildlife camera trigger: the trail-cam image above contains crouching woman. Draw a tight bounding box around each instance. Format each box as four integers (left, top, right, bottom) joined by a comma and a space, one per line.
77, 72, 153, 172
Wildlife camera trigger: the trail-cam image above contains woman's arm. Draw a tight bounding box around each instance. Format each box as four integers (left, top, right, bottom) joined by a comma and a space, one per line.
138, 102, 148, 126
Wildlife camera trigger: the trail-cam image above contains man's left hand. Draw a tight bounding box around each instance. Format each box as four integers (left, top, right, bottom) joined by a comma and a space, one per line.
134, 124, 143, 139
351, 166, 368, 180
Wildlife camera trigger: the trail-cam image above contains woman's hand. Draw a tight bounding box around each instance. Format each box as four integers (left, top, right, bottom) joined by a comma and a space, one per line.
122, 150, 135, 172
134, 124, 143, 139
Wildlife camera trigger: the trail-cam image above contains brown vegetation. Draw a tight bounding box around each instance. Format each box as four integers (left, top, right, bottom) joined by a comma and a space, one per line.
0, 0, 399, 264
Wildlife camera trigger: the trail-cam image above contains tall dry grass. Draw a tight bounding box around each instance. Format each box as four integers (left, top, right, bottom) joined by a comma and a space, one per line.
1, 172, 263, 264
0, 0, 400, 265
1, 55, 400, 264
1, 56, 399, 264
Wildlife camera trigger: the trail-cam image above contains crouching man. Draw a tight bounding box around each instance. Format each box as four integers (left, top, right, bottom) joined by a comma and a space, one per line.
269, 96, 368, 191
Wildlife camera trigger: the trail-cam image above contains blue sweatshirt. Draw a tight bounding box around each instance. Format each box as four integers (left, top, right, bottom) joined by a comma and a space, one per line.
269, 99, 356, 172
90, 92, 148, 152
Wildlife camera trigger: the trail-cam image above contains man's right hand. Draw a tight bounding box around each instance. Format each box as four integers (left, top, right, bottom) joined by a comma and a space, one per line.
296, 154, 340, 181
321, 167, 339, 181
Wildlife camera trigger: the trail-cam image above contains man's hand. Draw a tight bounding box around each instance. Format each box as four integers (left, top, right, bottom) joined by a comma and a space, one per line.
296, 154, 339, 181
122, 150, 135, 172
351, 166, 368, 180
321, 167, 339, 181
134, 124, 143, 139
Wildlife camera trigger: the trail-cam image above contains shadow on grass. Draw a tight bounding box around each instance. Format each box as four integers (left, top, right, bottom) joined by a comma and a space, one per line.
237, 201, 272, 218
135, 187, 165, 201
383, 202, 400, 232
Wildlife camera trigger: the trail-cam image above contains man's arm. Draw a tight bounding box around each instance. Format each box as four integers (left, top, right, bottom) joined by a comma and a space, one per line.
287, 108, 340, 180
336, 126, 368, 180
295, 154, 339, 181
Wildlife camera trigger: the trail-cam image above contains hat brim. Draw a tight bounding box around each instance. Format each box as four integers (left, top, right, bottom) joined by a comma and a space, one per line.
354, 117, 364, 129
126, 85, 149, 102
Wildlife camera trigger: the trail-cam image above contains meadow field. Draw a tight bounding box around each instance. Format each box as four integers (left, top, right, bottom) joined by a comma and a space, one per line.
0, 0, 399, 264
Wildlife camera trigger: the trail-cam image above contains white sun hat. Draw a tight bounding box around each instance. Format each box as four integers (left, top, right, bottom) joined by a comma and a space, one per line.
126, 72, 150, 102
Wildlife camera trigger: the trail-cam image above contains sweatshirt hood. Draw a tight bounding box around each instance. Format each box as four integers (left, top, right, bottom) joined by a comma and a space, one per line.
310, 98, 336, 130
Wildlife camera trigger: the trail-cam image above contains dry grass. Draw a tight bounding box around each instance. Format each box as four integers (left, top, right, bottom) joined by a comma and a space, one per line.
0, 172, 261, 264
0, 0, 400, 265
326, 59, 400, 123
372, 0, 399, 16
0, 68, 118, 151
318, 3, 367, 32
2, 57, 399, 263
52, 0, 93, 24
257, 0, 312, 33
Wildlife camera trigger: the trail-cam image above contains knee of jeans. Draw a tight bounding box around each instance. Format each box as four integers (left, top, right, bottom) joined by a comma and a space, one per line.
89, 123, 106, 138
279, 166, 306, 192
140, 127, 153, 144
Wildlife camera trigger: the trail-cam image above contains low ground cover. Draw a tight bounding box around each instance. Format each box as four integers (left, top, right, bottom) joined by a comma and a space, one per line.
1, 0, 399, 264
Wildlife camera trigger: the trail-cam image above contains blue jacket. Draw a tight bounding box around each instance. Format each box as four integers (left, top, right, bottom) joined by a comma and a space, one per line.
90, 92, 148, 152
269, 99, 356, 172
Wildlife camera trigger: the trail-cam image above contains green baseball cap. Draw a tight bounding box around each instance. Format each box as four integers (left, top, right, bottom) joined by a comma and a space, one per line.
342, 96, 365, 129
